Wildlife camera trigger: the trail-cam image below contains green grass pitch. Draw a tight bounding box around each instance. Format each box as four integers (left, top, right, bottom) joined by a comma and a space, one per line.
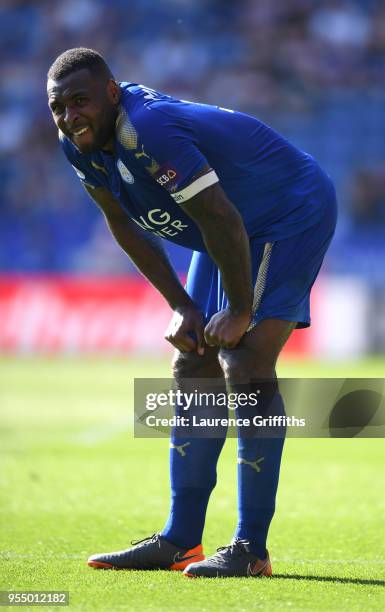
1, 356, 384, 611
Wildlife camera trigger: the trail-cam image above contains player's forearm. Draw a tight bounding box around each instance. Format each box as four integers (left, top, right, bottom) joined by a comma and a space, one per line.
199, 212, 253, 315
106, 216, 193, 311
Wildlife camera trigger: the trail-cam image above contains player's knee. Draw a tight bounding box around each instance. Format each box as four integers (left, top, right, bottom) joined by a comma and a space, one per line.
172, 352, 190, 382
172, 351, 206, 382
172, 347, 222, 382
218, 347, 275, 382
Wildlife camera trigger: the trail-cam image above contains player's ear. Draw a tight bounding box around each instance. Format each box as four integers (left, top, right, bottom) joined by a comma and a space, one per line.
107, 79, 120, 105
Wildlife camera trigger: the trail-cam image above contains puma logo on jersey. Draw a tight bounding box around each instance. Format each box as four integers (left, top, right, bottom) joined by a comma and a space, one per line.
170, 442, 190, 457
237, 456, 264, 472
91, 161, 108, 175
135, 145, 151, 160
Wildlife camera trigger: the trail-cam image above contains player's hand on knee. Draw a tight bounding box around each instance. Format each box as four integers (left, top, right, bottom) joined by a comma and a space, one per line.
164, 305, 205, 355
204, 308, 251, 349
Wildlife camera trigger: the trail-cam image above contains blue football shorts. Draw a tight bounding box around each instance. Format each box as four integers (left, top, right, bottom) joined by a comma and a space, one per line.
185, 192, 337, 330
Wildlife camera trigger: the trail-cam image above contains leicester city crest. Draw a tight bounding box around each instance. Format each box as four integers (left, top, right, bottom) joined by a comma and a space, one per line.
117, 159, 135, 184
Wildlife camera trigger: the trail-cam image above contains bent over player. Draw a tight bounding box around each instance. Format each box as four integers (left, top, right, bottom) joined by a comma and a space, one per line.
47, 48, 337, 578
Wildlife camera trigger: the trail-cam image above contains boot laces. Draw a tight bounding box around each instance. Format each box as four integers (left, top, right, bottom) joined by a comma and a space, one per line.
130, 533, 161, 548
213, 538, 249, 560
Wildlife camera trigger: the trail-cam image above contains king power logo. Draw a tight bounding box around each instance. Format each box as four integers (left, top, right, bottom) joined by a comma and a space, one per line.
132, 208, 188, 238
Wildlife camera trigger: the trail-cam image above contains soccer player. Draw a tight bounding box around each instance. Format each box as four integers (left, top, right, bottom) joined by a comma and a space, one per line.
47, 48, 337, 578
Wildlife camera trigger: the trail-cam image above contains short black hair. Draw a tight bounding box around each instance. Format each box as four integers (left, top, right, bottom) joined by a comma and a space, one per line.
47, 47, 114, 81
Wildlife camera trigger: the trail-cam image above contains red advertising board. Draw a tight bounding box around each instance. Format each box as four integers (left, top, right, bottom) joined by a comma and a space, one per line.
0, 276, 311, 355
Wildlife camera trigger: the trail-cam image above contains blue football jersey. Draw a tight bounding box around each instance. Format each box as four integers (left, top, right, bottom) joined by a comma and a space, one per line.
61, 82, 334, 252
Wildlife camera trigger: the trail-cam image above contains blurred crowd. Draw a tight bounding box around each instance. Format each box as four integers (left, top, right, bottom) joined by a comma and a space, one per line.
1, 0, 385, 277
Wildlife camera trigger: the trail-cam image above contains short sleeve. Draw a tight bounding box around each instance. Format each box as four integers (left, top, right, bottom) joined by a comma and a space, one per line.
59, 134, 103, 190
132, 105, 219, 203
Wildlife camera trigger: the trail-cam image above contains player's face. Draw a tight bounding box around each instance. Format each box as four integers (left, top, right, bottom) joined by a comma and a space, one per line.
47, 69, 119, 154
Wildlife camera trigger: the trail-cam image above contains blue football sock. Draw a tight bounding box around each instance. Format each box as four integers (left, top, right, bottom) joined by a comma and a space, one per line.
162, 378, 228, 549
162, 434, 226, 549
235, 391, 286, 558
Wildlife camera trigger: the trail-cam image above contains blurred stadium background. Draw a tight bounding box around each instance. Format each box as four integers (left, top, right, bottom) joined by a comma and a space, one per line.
1, 5, 385, 607
1, 0, 385, 361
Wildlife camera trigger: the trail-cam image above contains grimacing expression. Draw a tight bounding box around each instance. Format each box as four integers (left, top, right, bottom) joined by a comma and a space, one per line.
47, 68, 119, 154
